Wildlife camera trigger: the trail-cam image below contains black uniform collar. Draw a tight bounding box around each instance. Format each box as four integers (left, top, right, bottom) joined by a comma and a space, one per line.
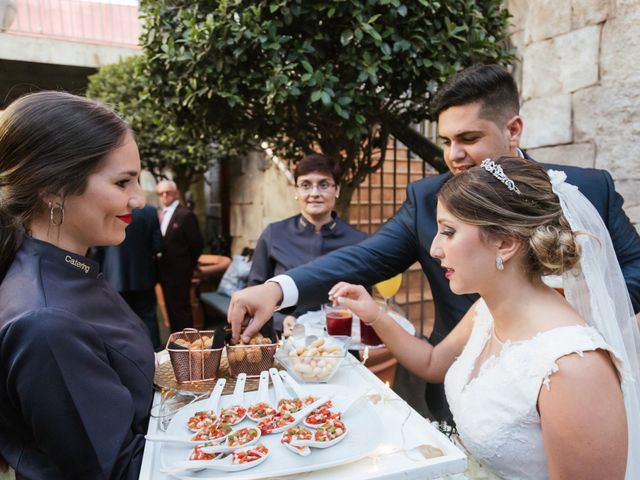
297, 213, 338, 233
22, 236, 101, 279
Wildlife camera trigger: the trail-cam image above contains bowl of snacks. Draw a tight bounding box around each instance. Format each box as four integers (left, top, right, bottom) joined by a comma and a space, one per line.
226, 328, 278, 377
167, 329, 223, 383
275, 336, 349, 383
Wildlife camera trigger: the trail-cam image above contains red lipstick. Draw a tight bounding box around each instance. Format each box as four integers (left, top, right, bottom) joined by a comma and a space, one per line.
117, 214, 132, 225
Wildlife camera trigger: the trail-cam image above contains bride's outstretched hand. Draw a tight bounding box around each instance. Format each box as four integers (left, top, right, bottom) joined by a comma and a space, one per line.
328, 282, 379, 324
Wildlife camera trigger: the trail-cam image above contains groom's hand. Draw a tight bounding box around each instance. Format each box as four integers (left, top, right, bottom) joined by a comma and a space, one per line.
228, 283, 283, 343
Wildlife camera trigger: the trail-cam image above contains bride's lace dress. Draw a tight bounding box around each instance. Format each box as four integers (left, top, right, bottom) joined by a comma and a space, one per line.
444, 300, 622, 480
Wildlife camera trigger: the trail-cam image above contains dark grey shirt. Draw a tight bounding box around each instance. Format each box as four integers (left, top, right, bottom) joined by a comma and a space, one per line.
248, 213, 367, 330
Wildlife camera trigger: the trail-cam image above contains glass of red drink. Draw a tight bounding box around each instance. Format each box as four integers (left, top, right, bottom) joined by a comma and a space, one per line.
360, 320, 383, 346
322, 304, 353, 337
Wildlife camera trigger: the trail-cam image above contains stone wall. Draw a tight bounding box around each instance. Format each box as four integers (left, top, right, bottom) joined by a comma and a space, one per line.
507, 0, 640, 223
228, 151, 298, 255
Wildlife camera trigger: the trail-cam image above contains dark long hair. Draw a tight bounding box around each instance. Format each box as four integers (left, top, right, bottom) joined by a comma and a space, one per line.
0, 91, 130, 279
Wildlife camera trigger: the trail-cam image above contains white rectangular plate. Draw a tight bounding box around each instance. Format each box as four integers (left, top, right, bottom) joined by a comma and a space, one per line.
159, 384, 382, 479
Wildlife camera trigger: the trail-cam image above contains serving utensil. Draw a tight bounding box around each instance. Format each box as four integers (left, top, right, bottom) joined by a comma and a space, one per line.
247, 370, 276, 421
198, 426, 261, 454
186, 378, 226, 432
257, 395, 332, 435
219, 373, 247, 425
290, 423, 348, 449
145, 434, 212, 446
163, 444, 270, 474
280, 426, 313, 457
268, 368, 294, 411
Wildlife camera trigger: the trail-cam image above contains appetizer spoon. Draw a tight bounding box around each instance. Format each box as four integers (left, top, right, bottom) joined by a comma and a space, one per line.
146, 421, 232, 446
163, 444, 270, 474
258, 395, 332, 435
186, 378, 227, 432
145, 434, 212, 446
190, 422, 233, 443
280, 426, 312, 457
219, 373, 247, 425
268, 368, 291, 410
290, 422, 348, 449
204, 378, 227, 411
303, 391, 366, 429
278, 370, 305, 398
247, 370, 276, 422
198, 426, 261, 454
279, 370, 321, 408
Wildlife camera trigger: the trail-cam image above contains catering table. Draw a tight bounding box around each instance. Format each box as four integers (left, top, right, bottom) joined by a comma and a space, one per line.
140, 355, 468, 480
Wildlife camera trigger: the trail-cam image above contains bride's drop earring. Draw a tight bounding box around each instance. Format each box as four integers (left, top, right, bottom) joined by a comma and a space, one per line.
495, 256, 504, 271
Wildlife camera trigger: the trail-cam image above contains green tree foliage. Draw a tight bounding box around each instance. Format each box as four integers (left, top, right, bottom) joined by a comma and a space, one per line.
140, 0, 513, 215
86, 55, 218, 194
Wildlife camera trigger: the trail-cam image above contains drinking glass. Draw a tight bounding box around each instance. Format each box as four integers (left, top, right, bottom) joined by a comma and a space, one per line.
150, 389, 196, 432
322, 303, 353, 337
360, 315, 383, 345
360, 274, 403, 346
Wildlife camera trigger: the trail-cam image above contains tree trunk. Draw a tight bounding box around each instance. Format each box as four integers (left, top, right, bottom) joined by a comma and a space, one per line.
387, 120, 447, 173
335, 181, 357, 221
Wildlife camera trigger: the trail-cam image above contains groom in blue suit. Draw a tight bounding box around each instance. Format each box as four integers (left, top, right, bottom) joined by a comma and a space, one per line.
229, 64, 640, 420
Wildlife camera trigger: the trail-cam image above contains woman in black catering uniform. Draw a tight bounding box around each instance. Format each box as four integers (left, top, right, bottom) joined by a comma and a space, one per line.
0, 92, 154, 479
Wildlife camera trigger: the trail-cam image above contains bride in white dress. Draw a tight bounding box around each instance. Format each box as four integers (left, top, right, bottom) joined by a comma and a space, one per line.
330, 157, 640, 479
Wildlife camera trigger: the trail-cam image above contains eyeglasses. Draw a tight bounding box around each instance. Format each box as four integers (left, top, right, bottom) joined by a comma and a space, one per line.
296, 181, 336, 192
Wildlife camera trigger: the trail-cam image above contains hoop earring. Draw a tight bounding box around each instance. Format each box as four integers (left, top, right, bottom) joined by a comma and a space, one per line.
496, 256, 504, 271
49, 201, 64, 226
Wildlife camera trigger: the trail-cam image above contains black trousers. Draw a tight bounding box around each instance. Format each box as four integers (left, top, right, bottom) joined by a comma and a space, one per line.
161, 281, 194, 333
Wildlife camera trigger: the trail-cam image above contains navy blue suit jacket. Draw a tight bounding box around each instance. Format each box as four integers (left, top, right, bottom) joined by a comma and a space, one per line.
289, 162, 640, 346
96, 204, 163, 292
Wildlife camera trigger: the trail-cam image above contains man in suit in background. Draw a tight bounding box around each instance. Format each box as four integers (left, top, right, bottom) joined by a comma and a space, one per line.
228, 64, 640, 421
156, 180, 204, 332
93, 204, 163, 350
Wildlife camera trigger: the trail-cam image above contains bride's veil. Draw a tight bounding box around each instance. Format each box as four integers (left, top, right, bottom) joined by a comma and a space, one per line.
549, 170, 640, 478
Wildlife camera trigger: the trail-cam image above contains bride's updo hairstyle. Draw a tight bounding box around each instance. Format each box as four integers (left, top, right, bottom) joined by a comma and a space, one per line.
0, 91, 129, 280
437, 157, 581, 278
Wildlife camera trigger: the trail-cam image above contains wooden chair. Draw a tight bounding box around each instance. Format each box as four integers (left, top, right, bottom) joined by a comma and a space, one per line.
191, 254, 231, 329
155, 283, 170, 329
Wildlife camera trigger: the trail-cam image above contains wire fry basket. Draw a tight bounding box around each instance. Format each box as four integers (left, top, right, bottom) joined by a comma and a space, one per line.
166, 329, 222, 383
226, 343, 278, 377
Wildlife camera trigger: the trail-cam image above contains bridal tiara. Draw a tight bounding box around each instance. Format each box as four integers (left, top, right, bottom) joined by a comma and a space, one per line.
480, 159, 521, 195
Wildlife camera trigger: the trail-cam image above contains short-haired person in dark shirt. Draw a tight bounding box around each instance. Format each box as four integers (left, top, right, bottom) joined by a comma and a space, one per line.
248, 153, 367, 335
229, 64, 640, 421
